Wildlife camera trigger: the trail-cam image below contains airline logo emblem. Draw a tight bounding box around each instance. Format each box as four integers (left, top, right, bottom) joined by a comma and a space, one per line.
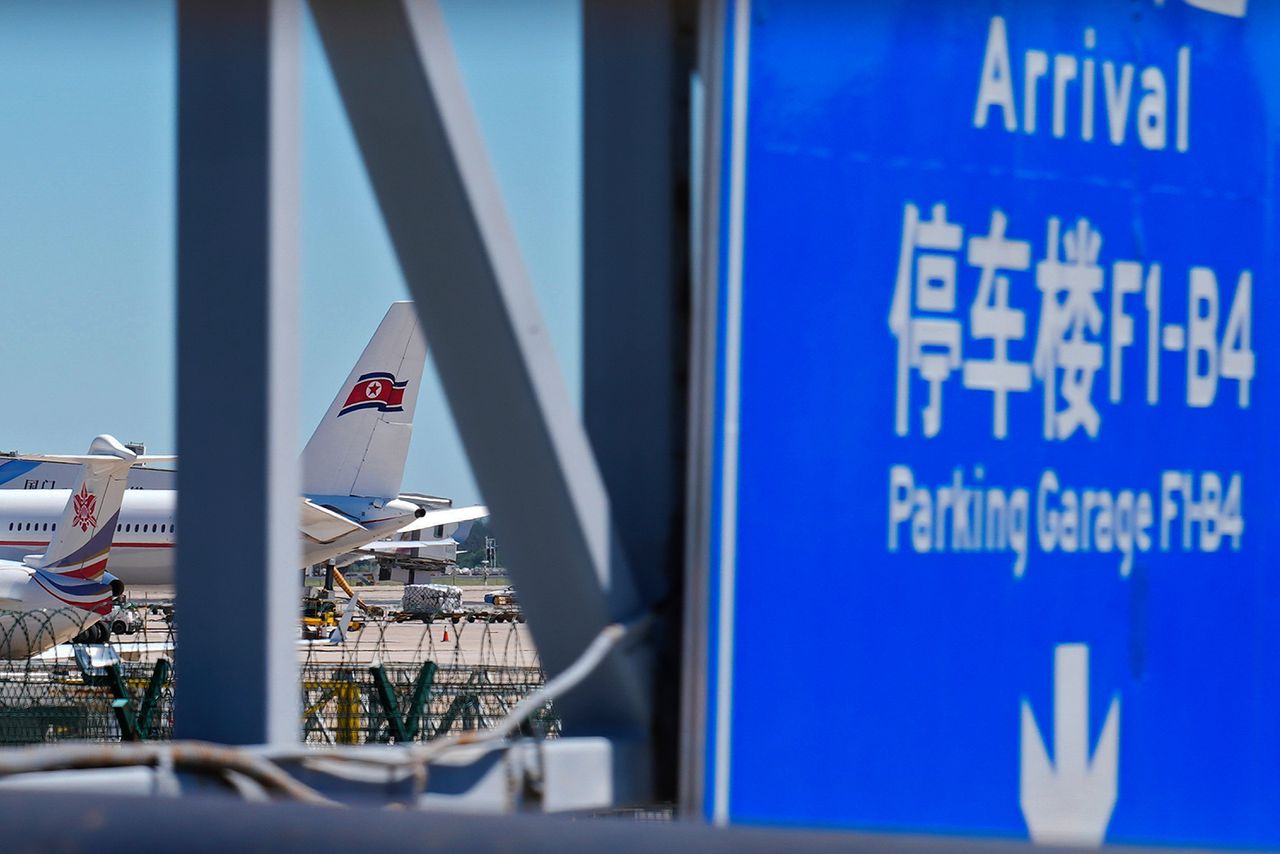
338, 371, 407, 417
71, 484, 98, 532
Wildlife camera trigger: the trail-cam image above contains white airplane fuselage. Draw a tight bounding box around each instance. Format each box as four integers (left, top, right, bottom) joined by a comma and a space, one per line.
0, 490, 419, 585
0, 565, 106, 657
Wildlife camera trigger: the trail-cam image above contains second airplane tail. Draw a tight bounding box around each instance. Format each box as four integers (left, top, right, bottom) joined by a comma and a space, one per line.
34, 435, 137, 580
301, 301, 427, 499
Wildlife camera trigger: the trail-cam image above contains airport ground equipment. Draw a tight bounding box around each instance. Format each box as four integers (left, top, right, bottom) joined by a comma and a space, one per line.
300, 601, 365, 641
400, 583, 463, 616
398, 583, 524, 623
483, 589, 516, 607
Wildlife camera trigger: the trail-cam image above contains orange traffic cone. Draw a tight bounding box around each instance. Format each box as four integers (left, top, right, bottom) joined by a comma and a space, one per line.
442, 628, 449, 642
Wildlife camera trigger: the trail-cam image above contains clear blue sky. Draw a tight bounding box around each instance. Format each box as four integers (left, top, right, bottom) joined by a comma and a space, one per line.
0, 0, 581, 507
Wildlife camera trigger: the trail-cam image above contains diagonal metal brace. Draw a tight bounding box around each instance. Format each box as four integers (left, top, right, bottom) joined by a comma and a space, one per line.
308, 0, 654, 785
369, 661, 436, 742
103, 659, 172, 743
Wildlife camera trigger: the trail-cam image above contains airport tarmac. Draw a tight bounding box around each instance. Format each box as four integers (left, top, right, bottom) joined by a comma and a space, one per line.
119, 581, 539, 669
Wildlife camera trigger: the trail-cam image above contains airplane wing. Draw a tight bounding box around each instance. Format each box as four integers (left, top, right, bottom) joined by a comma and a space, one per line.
1, 452, 177, 466
357, 538, 457, 552
300, 498, 366, 543
395, 504, 489, 534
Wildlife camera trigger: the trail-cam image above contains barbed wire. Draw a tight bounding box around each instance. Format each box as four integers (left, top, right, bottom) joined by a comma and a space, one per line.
0, 603, 554, 747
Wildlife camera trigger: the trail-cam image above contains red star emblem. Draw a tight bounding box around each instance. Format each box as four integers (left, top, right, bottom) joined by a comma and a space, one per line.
72, 484, 98, 533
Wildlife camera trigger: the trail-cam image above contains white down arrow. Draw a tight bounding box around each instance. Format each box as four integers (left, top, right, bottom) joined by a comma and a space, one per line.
1020, 643, 1120, 847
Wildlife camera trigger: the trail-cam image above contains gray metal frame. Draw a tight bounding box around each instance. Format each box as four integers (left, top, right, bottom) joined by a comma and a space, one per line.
175, 0, 302, 745
171, 0, 695, 811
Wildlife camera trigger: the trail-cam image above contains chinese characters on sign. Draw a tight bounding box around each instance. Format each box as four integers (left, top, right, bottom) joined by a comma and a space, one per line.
890, 202, 1253, 441
887, 202, 1250, 577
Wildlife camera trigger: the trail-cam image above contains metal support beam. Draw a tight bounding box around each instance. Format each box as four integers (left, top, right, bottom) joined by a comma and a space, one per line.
681, 0, 729, 816
175, 0, 301, 744
308, 0, 652, 763
583, 0, 696, 804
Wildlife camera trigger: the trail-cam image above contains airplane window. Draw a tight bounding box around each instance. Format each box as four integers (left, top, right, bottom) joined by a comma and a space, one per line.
42, 523, 47, 531
125, 524, 131, 533
151, 523, 157, 533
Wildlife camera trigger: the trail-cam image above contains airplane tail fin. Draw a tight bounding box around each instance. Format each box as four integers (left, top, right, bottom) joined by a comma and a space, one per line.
35, 435, 137, 579
301, 301, 426, 499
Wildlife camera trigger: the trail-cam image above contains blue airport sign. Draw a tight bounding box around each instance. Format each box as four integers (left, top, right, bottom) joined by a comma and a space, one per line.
701, 0, 1279, 846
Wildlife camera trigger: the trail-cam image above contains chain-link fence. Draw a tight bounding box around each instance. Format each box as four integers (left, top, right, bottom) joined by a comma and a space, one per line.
0, 603, 554, 746
301, 661, 557, 745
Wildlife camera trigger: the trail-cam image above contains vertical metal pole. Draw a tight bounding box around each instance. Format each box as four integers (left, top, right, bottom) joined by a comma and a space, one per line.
681, 0, 728, 817
583, 0, 695, 804
175, 0, 301, 745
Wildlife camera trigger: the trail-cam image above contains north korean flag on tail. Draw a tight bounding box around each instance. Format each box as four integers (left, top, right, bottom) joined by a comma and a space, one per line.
338, 371, 408, 417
